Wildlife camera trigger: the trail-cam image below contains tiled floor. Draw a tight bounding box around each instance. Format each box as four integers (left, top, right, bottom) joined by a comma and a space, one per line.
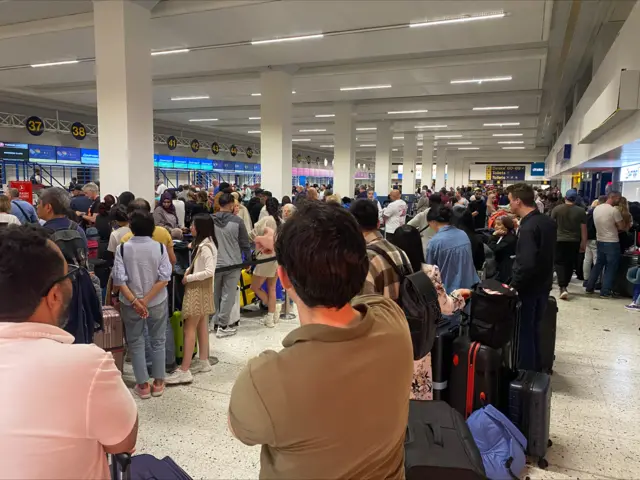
129, 280, 640, 479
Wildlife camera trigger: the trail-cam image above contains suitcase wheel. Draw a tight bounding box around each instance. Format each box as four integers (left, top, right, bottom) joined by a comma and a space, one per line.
537, 457, 549, 469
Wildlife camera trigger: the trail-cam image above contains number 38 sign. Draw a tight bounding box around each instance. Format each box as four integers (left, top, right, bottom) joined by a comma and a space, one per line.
25, 116, 44, 136
71, 122, 87, 140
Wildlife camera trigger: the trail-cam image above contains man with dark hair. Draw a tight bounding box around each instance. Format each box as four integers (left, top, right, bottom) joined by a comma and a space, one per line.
0, 226, 138, 478
213, 192, 251, 337
37, 187, 88, 256
508, 182, 557, 371
8, 187, 38, 224
351, 199, 412, 300
228, 202, 413, 479
121, 198, 176, 265
258, 190, 273, 220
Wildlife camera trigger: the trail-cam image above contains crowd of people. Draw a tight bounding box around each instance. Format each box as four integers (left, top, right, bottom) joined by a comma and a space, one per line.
1, 173, 637, 478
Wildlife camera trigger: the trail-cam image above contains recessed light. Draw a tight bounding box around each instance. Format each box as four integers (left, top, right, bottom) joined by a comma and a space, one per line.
498, 141, 524, 144
299, 129, 326, 133
188, 118, 219, 122
151, 48, 190, 56
393, 136, 405, 140
292, 138, 311, 142
448, 142, 472, 145
493, 133, 523, 137
484, 122, 520, 127
171, 95, 210, 101
388, 109, 429, 114
473, 106, 519, 111
251, 93, 261, 97
451, 76, 512, 84
435, 135, 462, 139
340, 85, 392, 91
315, 114, 335, 118
31, 59, 80, 68
502, 146, 526, 149
249, 117, 261, 120
248, 130, 261, 134
409, 12, 506, 28
251, 33, 324, 45
458, 147, 480, 150
392, 148, 399, 151
360, 144, 376, 147
292, 91, 296, 94
320, 145, 334, 148
356, 127, 377, 131
415, 125, 448, 129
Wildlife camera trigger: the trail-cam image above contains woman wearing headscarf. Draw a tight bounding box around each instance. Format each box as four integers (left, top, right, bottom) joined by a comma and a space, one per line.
153, 191, 179, 230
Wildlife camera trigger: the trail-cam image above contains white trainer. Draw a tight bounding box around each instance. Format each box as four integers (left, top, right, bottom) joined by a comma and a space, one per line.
165, 368, 193, 385
264, 313, 275, 328
193, 358, 212, 373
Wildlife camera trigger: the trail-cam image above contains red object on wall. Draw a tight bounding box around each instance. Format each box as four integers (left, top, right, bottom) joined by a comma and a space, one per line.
9, 181, 33, 204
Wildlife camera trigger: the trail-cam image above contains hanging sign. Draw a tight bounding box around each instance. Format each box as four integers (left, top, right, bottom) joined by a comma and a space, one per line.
230, 145, 238, 157
246, 147, 253, 158
9, 181, 33, 204
211, 142, 220, 155
485, 165, 526, 181
167, 136, 178, 151
25, 116, 44, 136
190, 139, 200, 153
70, 122, 87, 140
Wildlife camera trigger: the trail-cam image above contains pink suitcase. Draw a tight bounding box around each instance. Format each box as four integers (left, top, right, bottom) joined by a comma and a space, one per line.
94, 306, 125, 372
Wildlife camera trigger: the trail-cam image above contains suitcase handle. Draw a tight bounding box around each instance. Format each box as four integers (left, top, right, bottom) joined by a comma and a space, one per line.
110, 453, 131, 480
404, 422, 444, 447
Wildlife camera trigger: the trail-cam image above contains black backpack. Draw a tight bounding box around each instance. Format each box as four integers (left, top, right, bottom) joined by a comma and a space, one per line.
366, 244, 440, 360
586, 211, 597, 240
47, 221, 87, 268
469, 279, 518, 349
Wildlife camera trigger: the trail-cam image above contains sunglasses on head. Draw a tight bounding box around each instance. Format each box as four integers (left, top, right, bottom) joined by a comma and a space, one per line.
41, 264, 80, 297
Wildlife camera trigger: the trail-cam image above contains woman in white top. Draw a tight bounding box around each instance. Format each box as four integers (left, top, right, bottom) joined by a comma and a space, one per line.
165, 214, 218, 385
0, 195, 21, 226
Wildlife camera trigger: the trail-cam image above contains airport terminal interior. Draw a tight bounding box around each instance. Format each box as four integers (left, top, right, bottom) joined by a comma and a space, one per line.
3, 0, 640, 479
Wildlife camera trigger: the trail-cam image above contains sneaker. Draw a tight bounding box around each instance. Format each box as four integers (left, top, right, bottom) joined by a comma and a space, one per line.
151, 382, 165, 397
216, 326, 237, 338
625, 303, 640, 312
600, 293, 613, 299
264, 313, 275, 328
190, 359, 212, 374
274, 304, 282, 324
559, 288, 569, 300
133, 383, 151, 399
165, 369, 193, 385
585, 289, 595, 295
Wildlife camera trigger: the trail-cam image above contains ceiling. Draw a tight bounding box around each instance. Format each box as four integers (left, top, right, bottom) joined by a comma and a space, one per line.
0, 0, 600, 163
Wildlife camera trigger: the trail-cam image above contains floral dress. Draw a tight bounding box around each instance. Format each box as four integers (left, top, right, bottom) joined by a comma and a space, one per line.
410, 264, 467, 401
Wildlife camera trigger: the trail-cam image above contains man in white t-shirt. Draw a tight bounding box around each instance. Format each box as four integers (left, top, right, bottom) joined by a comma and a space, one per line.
0, 227, 138, 479
382, 189, 407, 242
585, 191, 626, 298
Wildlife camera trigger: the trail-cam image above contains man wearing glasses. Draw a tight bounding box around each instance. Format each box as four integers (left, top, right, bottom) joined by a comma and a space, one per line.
0, 225, 138, 479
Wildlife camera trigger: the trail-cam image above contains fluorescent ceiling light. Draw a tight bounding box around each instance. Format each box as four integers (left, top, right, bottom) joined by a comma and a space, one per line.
502, 146, 526, 149
451, 75, 512, 85
493, 133, 523, 137
251, 33, 324, 45
392, 148, 399, 151
248, 130, 261, 134
251, 93, 261, 97
151, 48, 189, 56
249, 117, 261, 120
388, 109, 429, 114
415, 125, 448, 129
188, 118, 218, 122
393, 136, 405, 140
31, 59, 79, 68
299, 129, 326, 133
473, 105, 519, 111
320, 144, 334, 148
410, 12, 506, 28
360, 144, 376, 147
435, 135, 462, 139
171, 95, 209, 101
292, 138, 311, 142
356, 127, 377, 131
340, 85, 392, 91
484, 122, 520, 127
292, 91, 297, 94
448, 142, 472, 145
498, 141, 524, 144
315, 114, 335, 118
458, 147, 480, 150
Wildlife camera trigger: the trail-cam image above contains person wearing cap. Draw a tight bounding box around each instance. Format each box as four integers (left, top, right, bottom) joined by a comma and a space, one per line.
550, 189, 587, 300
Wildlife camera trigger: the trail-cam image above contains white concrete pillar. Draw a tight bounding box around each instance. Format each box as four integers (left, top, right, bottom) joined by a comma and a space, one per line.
375, 121, 392, 196
260, 70, 292, 200
420, 141, 434, 188
452, 160, 464, 189
435, 147, 447, 190
333, 103, 355, 198
403, 133, 417, 195
462, 160, 471, 186
94, 0, 155, 201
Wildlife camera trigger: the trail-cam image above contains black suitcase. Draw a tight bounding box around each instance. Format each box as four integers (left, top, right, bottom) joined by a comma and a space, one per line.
431, 318, 460, 402
449, 336, 505, 418
405, 400, 486, 480
508, 370, 552, 469
538, 296, 557, 374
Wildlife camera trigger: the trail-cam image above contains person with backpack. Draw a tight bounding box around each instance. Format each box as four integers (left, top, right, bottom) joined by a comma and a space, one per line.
8, 188, 38, 224
582, 198, 601, 284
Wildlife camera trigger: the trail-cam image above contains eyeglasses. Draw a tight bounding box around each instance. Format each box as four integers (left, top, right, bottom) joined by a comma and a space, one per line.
41, 264, 80, 297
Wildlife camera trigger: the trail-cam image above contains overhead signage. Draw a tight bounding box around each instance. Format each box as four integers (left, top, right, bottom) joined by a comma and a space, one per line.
222, 161, 234, 171
0, 142, 28, 162
485, 165, 525, 181
25, 116, 44, 136
80, 148, 99, 166
234, 162, 244, 172
200, 159, 213, 171
243, 163, 253, 172
173, 156, 188, 169
620, 163, 640, 182
167, 136, 178, 151
230, 145, 238, 157
187, 158, 201, 170
555, 144, 571, 166
253, 163, 261, 173
246, 147, 253, 158
156, 155, 173, 169
56, 146, 81, 165
190, 139, 200, 153
71, 122, 87, 141
211, 142, 220, 155
530, 162, 545, 177
212, 160, 222, 170
28, 144, 56, 164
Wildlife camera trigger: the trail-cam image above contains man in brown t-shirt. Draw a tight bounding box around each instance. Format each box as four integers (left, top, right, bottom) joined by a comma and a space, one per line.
228, 202, 413, 479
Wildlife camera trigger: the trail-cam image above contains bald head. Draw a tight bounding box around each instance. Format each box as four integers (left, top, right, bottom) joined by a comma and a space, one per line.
389, 189, 401, 201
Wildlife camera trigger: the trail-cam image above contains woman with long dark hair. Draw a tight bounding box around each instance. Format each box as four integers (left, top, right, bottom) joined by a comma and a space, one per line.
249, 197, 281, 327
166, 214, 218, 385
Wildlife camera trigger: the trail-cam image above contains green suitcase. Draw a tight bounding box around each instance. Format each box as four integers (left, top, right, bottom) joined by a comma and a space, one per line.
170, 311, 198, 362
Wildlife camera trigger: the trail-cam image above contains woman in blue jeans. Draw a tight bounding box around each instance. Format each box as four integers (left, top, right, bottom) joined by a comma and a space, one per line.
112, 211, 172, 399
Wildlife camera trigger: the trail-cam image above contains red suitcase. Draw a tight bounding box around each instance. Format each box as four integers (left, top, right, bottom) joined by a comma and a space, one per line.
94, 306, 125, 372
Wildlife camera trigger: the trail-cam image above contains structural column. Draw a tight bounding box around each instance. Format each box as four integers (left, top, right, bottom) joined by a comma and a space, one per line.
461, 160, 471, 186
94, 0, 155, 201
420, 140, 434, 189
333, 103, 355, 198
260, 70, 292, 200
435, 147, 447, 190
403, 133, 417, 195
375, 121, 392, 196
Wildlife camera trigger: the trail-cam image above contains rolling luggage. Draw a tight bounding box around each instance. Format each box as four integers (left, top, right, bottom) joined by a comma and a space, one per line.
405, 400, 486, 480
110, 453, 193, 480
94, 306, 125, 372
469, 279, 518, 349
169, 278, 196, 363
449, 336, 505, 418
239, 269, 255, 307
508, 370, 552, 469
539, 296, 557, 374
431, 318, 460, 402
